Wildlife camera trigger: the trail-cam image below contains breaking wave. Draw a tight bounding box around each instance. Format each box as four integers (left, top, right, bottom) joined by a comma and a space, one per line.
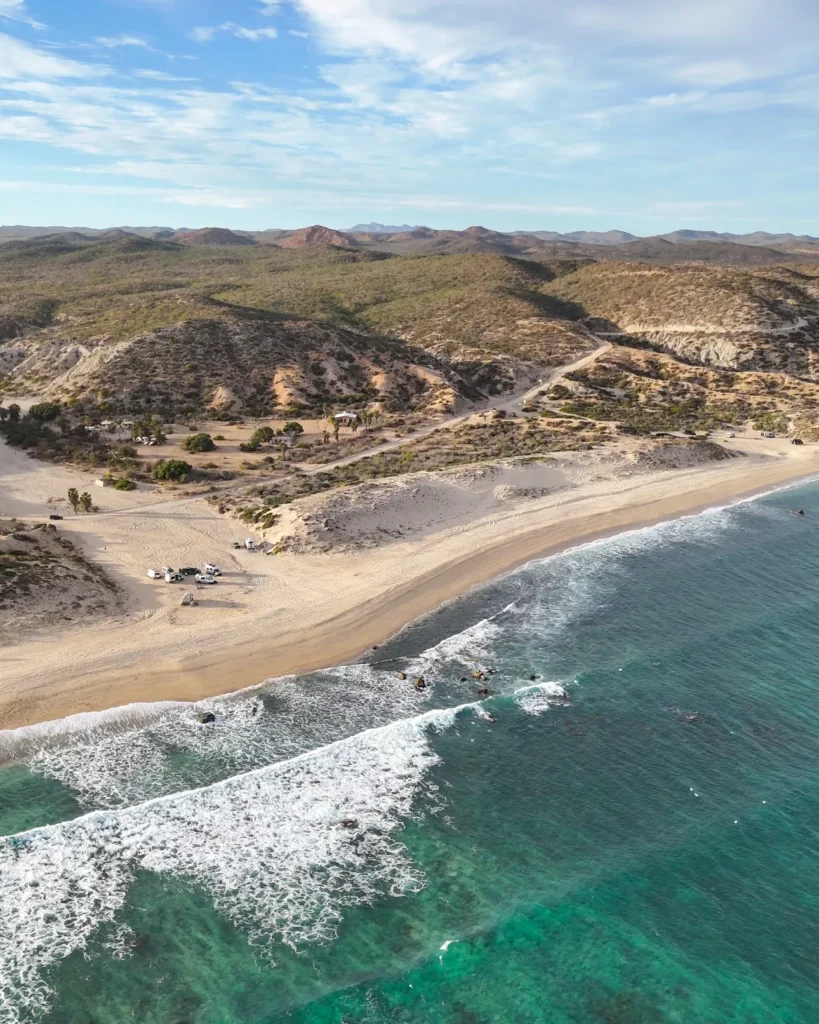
0, 705, 472, 1024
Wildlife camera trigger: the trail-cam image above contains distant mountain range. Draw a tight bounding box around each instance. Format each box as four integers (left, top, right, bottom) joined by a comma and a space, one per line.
3, 223, 819, 267
347, 222, 420, 234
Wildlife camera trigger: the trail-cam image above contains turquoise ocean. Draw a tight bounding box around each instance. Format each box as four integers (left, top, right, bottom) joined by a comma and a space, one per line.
3, 481, 819, 1023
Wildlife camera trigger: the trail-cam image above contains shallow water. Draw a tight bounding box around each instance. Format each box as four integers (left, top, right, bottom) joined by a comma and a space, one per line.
3, 482, 819, 1022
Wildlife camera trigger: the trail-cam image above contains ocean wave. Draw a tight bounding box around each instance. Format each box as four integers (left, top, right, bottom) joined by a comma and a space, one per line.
0, 702, 189, 763
20, 611, 517, 813
514, 681, 569, 716
23, 669, 429, 811
0, 704, 473, 1024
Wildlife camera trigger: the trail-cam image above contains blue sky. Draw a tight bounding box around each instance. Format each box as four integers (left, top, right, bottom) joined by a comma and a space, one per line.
0, 0, 817, 234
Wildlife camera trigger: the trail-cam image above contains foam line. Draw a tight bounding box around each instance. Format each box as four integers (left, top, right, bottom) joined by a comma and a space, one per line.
0, 702, 190, 762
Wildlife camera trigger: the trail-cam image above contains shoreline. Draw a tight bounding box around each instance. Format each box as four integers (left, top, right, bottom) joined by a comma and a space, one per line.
2, 451, 817, 735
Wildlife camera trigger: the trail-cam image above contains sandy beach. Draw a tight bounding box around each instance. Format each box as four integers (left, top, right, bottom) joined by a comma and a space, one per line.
1, 431, 817, 731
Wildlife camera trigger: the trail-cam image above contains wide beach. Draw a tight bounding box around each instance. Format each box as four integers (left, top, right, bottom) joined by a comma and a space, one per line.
1, 431, 817, 731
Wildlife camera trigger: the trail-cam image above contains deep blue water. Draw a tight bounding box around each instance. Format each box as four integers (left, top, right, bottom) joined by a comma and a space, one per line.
2, 481, 819, 1022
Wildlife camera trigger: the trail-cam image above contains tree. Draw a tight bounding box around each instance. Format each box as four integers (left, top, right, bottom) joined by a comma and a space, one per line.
327, 415, 340, 442
79, 491, 93, 513
282, 421, 304, 436
67, 487, 80, 514
7, 404, 20, 424
249, 426, 275, 447
0, 407, 8, 422
322, 429, 330, 445
183, 432, 216, 453
132, 414, 166, 443
153, 458, 192, 482
108, 445, 138, 471
28, 402, 61, 422
350, 419, 359, 435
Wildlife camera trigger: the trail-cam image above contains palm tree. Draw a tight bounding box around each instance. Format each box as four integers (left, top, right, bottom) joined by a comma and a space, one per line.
79, 492, 93, 513
327, 414, 340, 442
67, 487, 80, 514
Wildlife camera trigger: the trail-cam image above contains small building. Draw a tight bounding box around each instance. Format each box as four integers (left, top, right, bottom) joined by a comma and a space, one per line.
94, 478, 112, 488
333, 412, 358, 424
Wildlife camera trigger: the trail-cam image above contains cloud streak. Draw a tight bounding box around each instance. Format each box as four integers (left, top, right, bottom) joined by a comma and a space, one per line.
191, 22, 278, 43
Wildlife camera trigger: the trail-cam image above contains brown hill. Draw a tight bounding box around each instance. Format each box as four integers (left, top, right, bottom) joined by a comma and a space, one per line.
544, 262, 819, 375
176, 228, 258, 247
4, 307, 478, 418
606, 238, 799, 266
279, 225, 354, 249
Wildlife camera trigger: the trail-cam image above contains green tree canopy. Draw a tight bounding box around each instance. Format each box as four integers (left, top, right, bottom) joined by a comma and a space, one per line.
153, 459, 193, 482
183, 432, 216, 453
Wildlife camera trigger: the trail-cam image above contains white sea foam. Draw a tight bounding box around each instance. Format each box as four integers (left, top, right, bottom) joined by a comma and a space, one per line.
0, 702, 189, 763
514, 681, 569, 717
0, 706, 470, 1024
26, 670, 428, 810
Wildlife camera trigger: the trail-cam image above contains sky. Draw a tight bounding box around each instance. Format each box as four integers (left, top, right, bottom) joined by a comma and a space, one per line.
0, 0, 817, 234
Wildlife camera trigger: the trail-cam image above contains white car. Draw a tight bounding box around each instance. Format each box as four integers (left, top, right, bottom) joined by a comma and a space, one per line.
195, 573, 217, 585
161, 565, 174, 575
165, 572, 184, 583
203, 564, 222, 576
726, 431, 736, 438
146, 569, 162, 579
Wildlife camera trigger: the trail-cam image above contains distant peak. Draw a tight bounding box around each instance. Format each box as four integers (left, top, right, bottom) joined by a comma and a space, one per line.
176, 227, 257, 246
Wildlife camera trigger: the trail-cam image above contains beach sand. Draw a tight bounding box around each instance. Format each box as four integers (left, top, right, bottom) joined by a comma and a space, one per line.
1, 432, 817, 730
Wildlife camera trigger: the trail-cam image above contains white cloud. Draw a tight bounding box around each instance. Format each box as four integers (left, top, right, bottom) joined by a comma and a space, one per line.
289, 30, 309, 38
190, 23, 278, 43
190, 26, 217, 43
293, 0, 819, 83
134, 69, 199, 83
673, 60, 756, 86
0, 34, 109, 79
0, 0, 43, 28
94, 35, 153, 50
231, 25, 278, 40
0, 178, 259, 208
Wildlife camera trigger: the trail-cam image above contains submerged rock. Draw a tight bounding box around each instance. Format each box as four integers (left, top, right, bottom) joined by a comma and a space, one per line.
197, 711, 216, 725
